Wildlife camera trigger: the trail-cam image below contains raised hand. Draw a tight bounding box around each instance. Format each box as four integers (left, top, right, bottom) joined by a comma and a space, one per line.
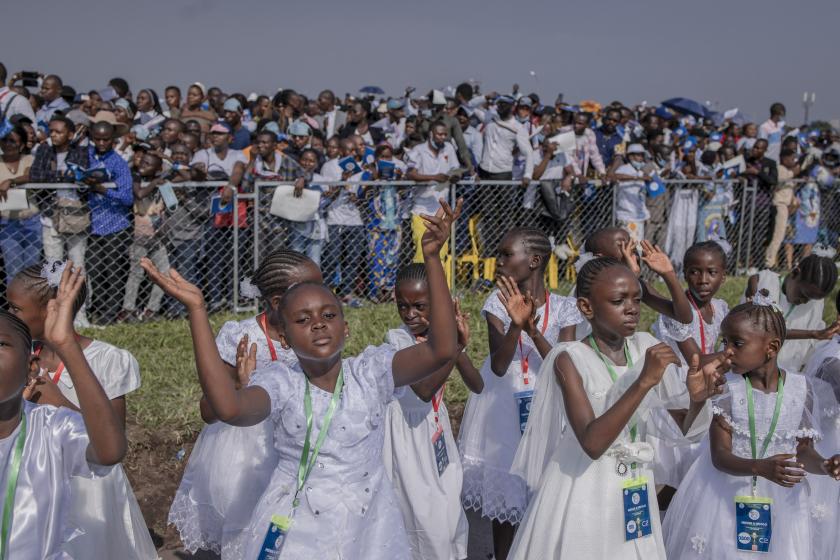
685, 352, 730, 403
454, 298, 470, 350
822, 454, 840, 480
618, 239, 641, 276
236, 334, 258, 387
496, 275, 535, 331
420, 198, 463, 258
638, 343, 681, 389
140, 258, 205, 311
757, 454, 806, 487
43, 261, 85, 350
640, 240, 674, 276
814, 319, 840, 341
23, 375, 66, 407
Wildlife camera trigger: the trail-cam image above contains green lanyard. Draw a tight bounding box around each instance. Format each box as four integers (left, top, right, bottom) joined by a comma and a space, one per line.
588, 336, 636, 442
744, 374, 785, 495
293, 368, 344, 509
780, 277, 796, 320
1, 411, 26, 560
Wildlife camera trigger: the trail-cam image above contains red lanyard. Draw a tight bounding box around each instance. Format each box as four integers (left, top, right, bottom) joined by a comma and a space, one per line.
258, 313, 278, 362
431, 385, 445, 427
33, 343, 67, 384
518, 292, 550, 385
687, 292, 712, 354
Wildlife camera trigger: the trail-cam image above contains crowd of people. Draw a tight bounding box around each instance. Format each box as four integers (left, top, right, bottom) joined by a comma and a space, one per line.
2, 63, 840, 326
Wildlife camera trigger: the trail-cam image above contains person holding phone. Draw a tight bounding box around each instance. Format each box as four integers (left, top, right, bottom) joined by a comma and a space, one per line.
0, 63, 36, 122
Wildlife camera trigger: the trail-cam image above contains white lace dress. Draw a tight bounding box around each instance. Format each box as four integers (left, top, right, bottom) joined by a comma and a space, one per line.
508, 332, 687, 559
231, 344, 410, 559
747, 270, 825, 373
458, 291, 582, 524
663, 372, 821, 559
46, 341, 156, 560
382, 326, 468, 560
648, 298, 728, 487
169, 316, 292, 557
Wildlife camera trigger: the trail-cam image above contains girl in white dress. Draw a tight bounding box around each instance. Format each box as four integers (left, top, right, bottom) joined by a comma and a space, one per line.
382, 263, 482, 560
663, 302, 840, 559
1, 264, 129, 559
168, 249, 322, 557
649, 241, 730, 489
458, 227, 582, 559
7, 262, 156, 560
509, 256, 703, 559
145, 199, 462, 560
744, 254, 839, 372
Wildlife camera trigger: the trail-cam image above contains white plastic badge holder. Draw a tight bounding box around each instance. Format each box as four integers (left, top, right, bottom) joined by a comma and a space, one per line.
257, 514, 292, 559
432, 426, 449, 476
514, 390, 534, 435
269, 185, 321, 222
0, 190, 30, 212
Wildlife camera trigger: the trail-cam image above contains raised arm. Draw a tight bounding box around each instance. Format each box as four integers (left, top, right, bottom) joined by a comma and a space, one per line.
555, 343, 678, 460
140, 259, 271, 426
638, 241, 693, 323
391, 199, 462, 387
488, 276, 538, 376
45, 264, 126, 466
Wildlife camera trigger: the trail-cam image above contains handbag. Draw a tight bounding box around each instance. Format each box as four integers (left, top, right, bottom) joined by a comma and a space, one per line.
539, 180, 572, 222
54, 197, 90, 234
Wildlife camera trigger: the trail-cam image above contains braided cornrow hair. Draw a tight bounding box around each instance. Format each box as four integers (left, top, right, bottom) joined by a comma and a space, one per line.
396, 263, 427, 286
13, 264, 87, 316
576, 257, 626, 298
796, 254, 838, 299
726, 302, 787, 343
506, 227, 552, 272
0, 309, 33, 352
683, 241, 727, 270
252, 249, 316, 302
584, 227, 627, 254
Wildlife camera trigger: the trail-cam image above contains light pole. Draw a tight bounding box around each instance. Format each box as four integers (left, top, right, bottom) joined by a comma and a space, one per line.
803, 92, 816, 125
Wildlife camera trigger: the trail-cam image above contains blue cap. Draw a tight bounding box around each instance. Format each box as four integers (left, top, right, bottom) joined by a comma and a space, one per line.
674, 126, 688, 138
683, 136, 698, 150
288, 121, 311, 137
517, 97, 533, 108
386, 99, 405, 111
496, 95, 516, 105
222, 98, 242, 113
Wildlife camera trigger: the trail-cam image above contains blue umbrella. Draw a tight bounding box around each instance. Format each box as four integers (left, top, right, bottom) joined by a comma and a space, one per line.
359, 86, 385, 95
661, 97, 711, 119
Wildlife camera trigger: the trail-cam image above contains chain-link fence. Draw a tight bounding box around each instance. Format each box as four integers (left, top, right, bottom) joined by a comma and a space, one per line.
7, 174, 838, 324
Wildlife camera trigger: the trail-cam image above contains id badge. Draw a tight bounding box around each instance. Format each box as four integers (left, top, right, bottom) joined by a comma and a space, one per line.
735, 496, 772, 553
622, 477, 652, 541
256, 515, 293, 560
432, 425, 449, 476
514, 390, 534, 435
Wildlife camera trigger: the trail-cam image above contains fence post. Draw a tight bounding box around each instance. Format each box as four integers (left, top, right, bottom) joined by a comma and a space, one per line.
610, 181, 617, 226
745, 179, 758, 270
736, 179, 747, 273
449, 182, 457, 292
253, 182, 261, 276
232, 188, 240, 312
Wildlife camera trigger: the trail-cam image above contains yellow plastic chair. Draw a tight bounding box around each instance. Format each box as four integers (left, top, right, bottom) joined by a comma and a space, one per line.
564, 234, 580, 284
456, 216, 496, 283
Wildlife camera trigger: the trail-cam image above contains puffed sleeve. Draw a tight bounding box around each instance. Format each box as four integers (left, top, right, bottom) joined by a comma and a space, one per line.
248, 363, 297, 418
554, 295, 584, 329
215, 320, 244, 366
53, 407, 114, 477
351, 344, 398, 406
87, 344, 141, 400
656, 312, 697, 343
480, 290, 508, 324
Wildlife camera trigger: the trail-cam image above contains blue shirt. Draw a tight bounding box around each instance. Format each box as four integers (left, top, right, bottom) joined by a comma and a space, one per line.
595, 127, 624, 166
86, 146, 133, 235
229, 126, 251, 150
35, 98, 70, 125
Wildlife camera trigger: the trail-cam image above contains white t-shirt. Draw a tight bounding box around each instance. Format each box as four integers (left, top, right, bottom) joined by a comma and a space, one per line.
407, 141, 459, 215
191, 148, 248, 179
615, 163, 650, 222
54, 151, 79, 202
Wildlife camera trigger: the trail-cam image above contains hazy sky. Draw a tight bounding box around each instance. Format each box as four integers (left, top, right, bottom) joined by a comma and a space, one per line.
3, 0, 839, 124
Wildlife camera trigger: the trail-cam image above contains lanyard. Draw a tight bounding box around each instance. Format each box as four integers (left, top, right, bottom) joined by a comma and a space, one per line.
431, 385, 445, 427
588, 336, 637, 442
0, 411, 27, 560
687, 292, 713, 354
745, 374, 785, 495
33, 343, 66, 384
293, 368, 344, 509
780, 277, 796, 320
257, 313, 278, 362
519, 292, 550, 385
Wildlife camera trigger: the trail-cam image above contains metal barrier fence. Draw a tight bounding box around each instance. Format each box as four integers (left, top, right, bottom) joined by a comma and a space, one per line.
4, 175, 835, 324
